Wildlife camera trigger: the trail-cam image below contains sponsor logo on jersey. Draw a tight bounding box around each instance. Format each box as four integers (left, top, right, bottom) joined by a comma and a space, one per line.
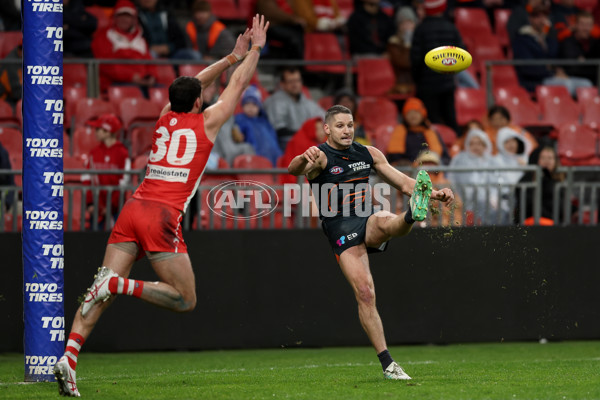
348, 161, 370, 171
336, 236, 346, 246
146, 164, 190, 183
207, 180, 279, 220
330, 166, 343, 175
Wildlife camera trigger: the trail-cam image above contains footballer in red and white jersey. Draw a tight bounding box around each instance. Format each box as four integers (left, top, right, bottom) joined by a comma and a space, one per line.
133, 111, 213, 213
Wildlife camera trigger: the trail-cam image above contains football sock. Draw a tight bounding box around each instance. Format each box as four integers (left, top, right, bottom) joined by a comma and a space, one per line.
377, 349, 394, 371
108, 277, 144, 298
404, 206, 415, 224
64, 332, 85, 370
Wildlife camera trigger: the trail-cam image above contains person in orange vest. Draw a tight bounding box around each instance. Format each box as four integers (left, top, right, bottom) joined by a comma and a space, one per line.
185, 0, 236, 60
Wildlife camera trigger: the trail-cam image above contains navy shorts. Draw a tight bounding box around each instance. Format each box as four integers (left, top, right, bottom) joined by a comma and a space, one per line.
321, 215, 388, 256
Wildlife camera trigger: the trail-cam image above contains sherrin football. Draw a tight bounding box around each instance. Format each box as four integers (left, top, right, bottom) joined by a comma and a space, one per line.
424, 46, 472, 74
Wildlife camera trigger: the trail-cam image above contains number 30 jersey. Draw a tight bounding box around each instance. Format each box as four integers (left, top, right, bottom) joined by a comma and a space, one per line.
133, 111, 213, 213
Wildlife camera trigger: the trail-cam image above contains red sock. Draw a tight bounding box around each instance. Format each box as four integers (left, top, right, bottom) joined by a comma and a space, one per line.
108, 277, 144, 298
65, 332, 85, 370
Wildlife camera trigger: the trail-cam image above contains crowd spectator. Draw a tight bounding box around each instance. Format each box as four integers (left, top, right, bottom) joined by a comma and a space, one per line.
263, 66, 325, 149
486, 105, 537, 155
234, 85, 282, 166
279, 116, 326, 181
387, 6, 418, 95
91, 0, 158, 94
551, 0, 582, 38
512, 2, 593, 95
137, 0, 199, 60
332, 87, 371, 145
386, 97, 449, 165
185, 0, 237, 60
494, 127, 528, 224
507, 0, 551, 44
83, 113, 131, 228
558, 11, 600, 85
0, 41, 22, 107
447, 128, 499, 225
256, 0, 306, 59
410, 0, 464, 133
64, 0, 98, 58
202, 82, 255, 165
347, 0, 395, 56
0, 141, 15, 212
514, 145, 564, 225
295, 0, 347, 32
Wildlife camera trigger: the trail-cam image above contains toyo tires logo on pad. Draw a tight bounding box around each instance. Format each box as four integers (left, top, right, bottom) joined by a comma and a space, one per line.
207, 180, 279, 220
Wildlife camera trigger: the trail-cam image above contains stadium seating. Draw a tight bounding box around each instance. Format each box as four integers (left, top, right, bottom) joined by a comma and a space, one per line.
84, 6, 111, 31
64, 85, 88, 131
207, 0, 244, 20
72, 126, 97, 157
303, 33, 347, 74
581, 96, 600, 129
574, 0, 598, 10
536, 85, 581, 128
431, 123, 457, 149
494, 86, 542, 126
63, 154, 86, 184
178, 64, 206, 78
454, 88, 487, 126
0, 31, 21, 59
356, 58, 400, 98
481, 65, 520, 90
318, 95, 334, 111
356, 96, 398, 135
0, 127, 22, 156
0, 100, 19, 129
118, 98, 161, 136
232, 154, 276, 185
154, 65, 177, 87
15, 100, 21, 129
149, 87, 169, 109
494, 8, 512, 49
129, 126, 155, 158
557, 122, 600, 165
575, 86, 598, 109
454, 7, 493, 38
371, 124, 395, 152
72, 97, 116, 130
470, 34, 505, 76
107, 85, 145, 108
131, 153, 149, 186
63, 189, 83, 231
63, 64, 88, 89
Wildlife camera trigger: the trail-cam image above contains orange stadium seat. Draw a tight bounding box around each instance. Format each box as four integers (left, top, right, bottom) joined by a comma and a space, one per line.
557, 122, 599, 165
118, 98, 161, 135
494, 86, 542, 126
0, 100, 19, 129
536, 85, 581, 128
454, 7, 493, 37
454, 88, 487, 126
0, 31, 22, 59
356, 96, 398, 135
304, 33, 347, 74
107, 85, 145, 108
63, 64, 88, 89
494, 8, 512, 49
72, 98, 116, 130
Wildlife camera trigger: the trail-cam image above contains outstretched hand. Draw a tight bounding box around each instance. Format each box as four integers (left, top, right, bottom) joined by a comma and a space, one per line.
232, 28, 251, 60
432, 188, 454, 205
250, 14, 269, 49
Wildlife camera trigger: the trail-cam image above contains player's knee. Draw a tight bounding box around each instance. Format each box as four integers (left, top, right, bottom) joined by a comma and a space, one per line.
355, 283, 375, 306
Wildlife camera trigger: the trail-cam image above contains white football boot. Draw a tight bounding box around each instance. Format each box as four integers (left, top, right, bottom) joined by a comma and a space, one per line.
54, 355, 81, 397
81, 266, 118, 317
383, 362, 412, 380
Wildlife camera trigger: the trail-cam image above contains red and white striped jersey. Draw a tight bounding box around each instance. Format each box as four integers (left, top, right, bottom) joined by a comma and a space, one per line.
133, 111, 213, 213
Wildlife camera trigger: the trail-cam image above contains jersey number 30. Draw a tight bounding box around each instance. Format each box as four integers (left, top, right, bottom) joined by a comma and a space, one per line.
149, 126, 197, 166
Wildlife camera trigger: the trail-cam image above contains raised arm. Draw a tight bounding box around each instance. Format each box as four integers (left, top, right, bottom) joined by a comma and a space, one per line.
159, 29, 252, 118
203, 14, 269, 141
368, 146, 454, 203
288, 145, 326, 180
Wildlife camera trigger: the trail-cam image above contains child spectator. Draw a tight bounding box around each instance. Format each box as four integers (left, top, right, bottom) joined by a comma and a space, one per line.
235, 85, 282, 166
386, 97, 449, 165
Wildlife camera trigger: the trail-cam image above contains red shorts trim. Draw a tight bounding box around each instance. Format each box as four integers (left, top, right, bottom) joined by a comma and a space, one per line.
108, 198, 187, 254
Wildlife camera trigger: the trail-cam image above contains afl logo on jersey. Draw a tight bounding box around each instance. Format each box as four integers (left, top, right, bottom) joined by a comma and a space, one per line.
330, 166, 344, 175
169, 118, 178, 126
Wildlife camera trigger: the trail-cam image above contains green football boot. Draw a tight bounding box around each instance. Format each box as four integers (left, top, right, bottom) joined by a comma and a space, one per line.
410, 170, 432, 221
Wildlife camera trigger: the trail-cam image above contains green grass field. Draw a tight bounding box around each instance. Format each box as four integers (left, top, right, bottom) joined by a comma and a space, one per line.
1, 341, 599, 400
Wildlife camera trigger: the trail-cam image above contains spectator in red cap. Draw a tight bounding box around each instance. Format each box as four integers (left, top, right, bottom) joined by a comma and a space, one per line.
410, 0, 465, 133
83, 113, 131, 229
91, 0, 158, 95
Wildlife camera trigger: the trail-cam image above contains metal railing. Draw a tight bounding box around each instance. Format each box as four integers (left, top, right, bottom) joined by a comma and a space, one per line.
1, 165, 598, 232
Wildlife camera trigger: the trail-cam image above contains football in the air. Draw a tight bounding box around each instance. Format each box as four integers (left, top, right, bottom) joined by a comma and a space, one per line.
424, 46, 472, 74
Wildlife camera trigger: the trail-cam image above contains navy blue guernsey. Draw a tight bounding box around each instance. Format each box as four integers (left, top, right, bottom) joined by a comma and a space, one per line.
308, 142, 374, 220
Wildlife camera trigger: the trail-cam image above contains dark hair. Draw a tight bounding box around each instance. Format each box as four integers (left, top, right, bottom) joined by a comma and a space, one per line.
279, 66, 301, 82
487, 104, 511, 121
325, 105, 352, 123
169, 76, 202, 113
